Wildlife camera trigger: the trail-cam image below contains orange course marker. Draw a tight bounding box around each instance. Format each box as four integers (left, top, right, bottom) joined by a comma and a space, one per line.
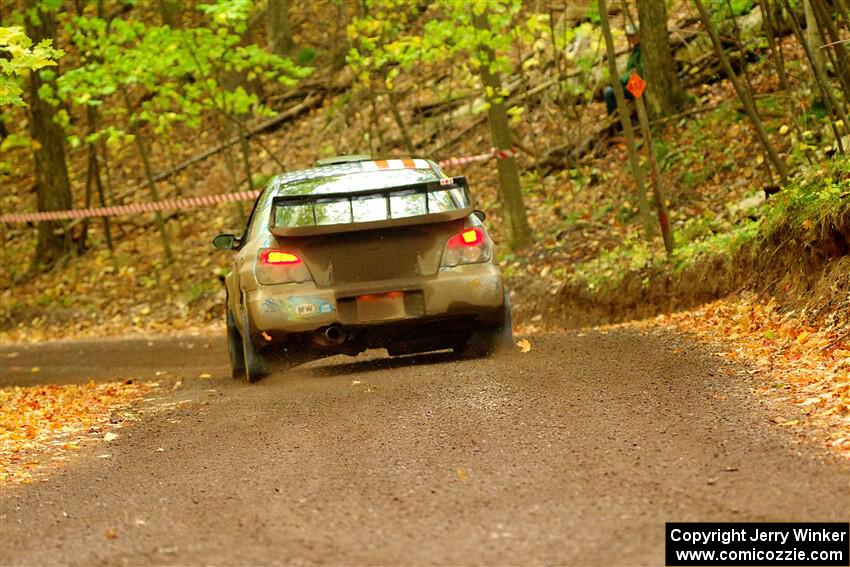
626, 71, 647, 99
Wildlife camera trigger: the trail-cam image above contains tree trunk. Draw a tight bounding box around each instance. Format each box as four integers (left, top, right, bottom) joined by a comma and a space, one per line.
157, 0, 180, 26
239, 131, 255, 193
812, 0, 850, 104
804, 0, 829, 95
835, 0, 850, 28
635, 96, 673, 254
121, 88, 174, 263
598, 0, 655, 238
725, 0, 756, 94
83, 104, 113, 251
760, 0, 814, 164
782, 0, 848, 153
387, 90, 415, 155
25, 2, 73, 270
636, 0, 687, 116
266, 0, 294, 57
472, 13, 532, 250
694, 0, 789, 182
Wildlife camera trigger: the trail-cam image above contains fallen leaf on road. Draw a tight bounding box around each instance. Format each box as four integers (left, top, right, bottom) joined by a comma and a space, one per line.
0, 381, 152, 486
198, 373, 211, 379
456, 468, 468, 482
103, 432, 118, 442
516, 339, 532, 353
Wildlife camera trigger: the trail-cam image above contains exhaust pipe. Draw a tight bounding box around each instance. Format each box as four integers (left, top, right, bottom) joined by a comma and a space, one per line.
321, 324, 346, 345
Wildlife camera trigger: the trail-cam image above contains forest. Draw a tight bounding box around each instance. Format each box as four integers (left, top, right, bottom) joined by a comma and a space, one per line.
1, 0, 850, 544
2, 0, 848, 330
1, 1, 849, 563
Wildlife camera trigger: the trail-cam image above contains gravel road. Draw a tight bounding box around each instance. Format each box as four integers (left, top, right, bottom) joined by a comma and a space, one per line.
1, 329, 848, 566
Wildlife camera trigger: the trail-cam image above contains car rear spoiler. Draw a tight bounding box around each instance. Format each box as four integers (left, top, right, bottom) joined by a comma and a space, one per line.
268, 176, 473, 237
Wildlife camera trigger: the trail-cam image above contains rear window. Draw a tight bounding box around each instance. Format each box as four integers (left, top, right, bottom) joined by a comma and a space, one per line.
272, 170, 469, 229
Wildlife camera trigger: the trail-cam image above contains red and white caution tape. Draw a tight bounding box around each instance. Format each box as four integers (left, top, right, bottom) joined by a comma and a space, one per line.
437, 146, 519, 167
0, 190, 260, 224
0, 148, 520, 225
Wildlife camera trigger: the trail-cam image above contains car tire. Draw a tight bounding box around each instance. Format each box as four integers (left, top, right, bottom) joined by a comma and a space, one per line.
457, 287, 514, 358
240, 293, 269, 383
226, 307, 246, 380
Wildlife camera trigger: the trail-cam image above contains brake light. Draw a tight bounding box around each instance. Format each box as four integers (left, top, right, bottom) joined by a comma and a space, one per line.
256, 248, 311, 285
447, 227, 484, 247
261, 250, 301, 265
441, 227, 491, 267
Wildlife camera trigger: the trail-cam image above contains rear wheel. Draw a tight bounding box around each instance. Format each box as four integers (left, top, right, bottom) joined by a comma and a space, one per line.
457, 287, 514, 358
240, 293, 269, 383
226, 307, 246, 380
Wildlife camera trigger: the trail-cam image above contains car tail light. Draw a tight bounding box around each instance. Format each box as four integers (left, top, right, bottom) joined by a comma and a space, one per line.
256, 248, 311, 284
261, 250, 301, 265
441, 227, 491, 267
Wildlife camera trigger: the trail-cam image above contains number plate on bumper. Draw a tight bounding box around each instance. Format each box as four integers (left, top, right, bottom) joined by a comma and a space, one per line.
355, 292, 406, 322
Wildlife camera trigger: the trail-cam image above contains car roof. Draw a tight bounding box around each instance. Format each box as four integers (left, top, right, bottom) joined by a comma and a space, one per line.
270, 158, 442, 195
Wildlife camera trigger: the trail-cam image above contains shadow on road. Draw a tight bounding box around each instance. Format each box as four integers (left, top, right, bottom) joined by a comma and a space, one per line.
299, 350, 459, 378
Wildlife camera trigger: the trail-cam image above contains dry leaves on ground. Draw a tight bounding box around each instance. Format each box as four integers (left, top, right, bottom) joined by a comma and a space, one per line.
629, 293, 849, 457
0, 381, 153, 486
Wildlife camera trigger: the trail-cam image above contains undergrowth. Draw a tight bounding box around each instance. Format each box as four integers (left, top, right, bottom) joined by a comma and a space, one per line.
572, 155, 850, 293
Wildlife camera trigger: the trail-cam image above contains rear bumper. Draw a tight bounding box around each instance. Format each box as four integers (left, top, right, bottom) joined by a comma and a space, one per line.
245, 262, 504, 335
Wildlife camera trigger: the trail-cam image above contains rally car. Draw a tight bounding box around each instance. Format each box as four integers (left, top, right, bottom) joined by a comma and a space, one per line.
213, 156, 512, 381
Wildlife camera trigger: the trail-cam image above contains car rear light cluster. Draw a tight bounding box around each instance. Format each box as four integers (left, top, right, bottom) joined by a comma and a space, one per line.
255, 248, 312, 285
441, 227, 491, 267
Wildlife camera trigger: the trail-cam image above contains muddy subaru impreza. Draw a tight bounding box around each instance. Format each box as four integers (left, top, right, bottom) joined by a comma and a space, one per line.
213, 156, 511, 381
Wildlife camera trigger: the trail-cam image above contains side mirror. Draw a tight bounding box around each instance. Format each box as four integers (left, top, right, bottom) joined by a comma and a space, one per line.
473, 210, 487, 222
212, 234, 240, 250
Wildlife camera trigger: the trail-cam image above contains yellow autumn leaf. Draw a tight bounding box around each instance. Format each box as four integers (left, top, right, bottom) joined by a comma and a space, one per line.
516, 339, 532, 353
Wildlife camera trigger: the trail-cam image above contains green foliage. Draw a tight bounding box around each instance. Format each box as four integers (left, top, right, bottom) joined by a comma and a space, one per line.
760, 156, 850, 237
198, 0, 255, 31
570, 156, 850, 293
0, 26, 63, 106
347, 0, 532, 102
726, 0, 755, 16
54, 1, 311, 166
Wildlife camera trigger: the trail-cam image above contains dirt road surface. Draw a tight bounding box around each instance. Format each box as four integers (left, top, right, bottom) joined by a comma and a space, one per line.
1, 329, 848, 566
